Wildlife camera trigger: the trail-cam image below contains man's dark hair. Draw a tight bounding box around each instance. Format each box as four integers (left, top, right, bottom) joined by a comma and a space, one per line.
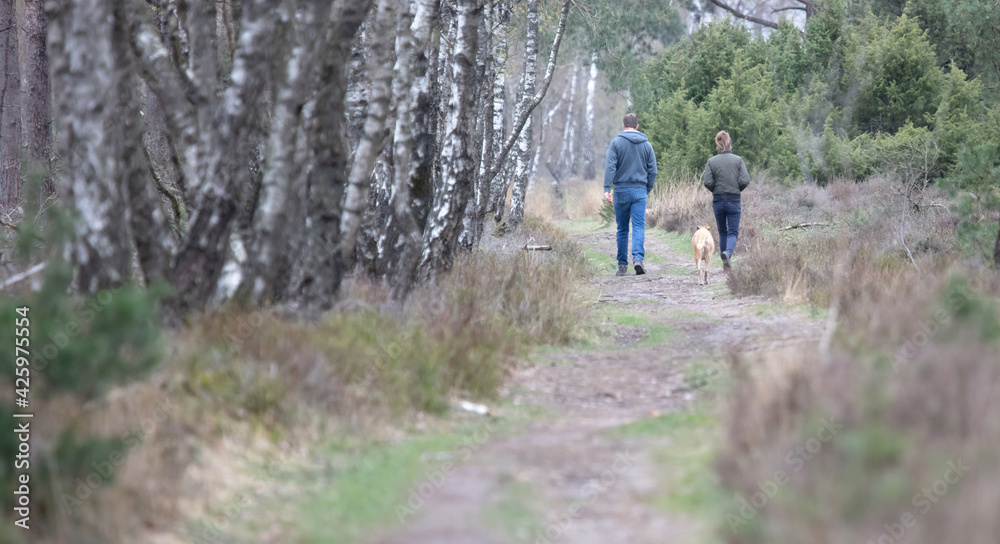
623, 113, 638, 128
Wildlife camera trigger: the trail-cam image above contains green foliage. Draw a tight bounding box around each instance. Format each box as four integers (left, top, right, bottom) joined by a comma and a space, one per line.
932, 64, 985, 164
636, 4, 1000, 183
853, 15, 943, 134
684, 22, 755, 104
644, 50, 797, 179
0, 264, 165, 402
805, 0, 849, 72
945, 141, 1000, 258
571, 0, 685, 109
703, 55, 800, 177
941, 0, 1000, 97
814, 114, 852, 184
769, 20, 810, 94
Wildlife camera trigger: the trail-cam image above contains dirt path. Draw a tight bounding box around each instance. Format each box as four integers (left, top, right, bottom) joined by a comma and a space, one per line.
369, 223, 822, 544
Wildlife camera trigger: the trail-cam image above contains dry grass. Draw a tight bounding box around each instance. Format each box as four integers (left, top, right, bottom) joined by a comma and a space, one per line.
11, 217, 591, 544
524, 176, 605, 221
646, 176, 716, 236
713, 176, 1000, 543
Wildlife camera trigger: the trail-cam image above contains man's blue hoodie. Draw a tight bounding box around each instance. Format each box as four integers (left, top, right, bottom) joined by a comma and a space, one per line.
603, 130, 657, 193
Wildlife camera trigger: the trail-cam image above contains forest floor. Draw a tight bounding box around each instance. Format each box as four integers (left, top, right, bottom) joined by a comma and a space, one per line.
290, 218, 822, 544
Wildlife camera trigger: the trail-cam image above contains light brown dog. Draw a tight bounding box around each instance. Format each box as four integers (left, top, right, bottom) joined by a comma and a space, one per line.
691, 226, 715, 285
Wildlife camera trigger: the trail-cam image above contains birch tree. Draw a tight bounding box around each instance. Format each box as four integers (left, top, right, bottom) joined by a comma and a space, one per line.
485, 0, 511, 220
504, 0, 540, 230
484, 0, 572, 229
340, 0, 397, 265
296, 0, 375, 309
582, 53, 598, 179
0, 0, 21, 212
387, 0, 442, 296
458, 0, 496, 250
418, 0, 484, 281
49, 0, 132, 291
245, 0, 335, 303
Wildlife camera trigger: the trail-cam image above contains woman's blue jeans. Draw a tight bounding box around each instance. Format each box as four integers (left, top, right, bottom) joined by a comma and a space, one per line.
712, 199, 741, 256
614, 187, 647, 265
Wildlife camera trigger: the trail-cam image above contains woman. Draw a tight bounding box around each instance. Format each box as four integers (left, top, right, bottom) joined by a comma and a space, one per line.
702, 130, 750, 270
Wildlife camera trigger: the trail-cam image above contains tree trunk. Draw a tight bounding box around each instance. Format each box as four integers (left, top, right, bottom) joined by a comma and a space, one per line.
295, 0, 374, 310
417, 0, 483, 281
23, 0, 53, 198
556, 60, 579, 177
485, 0, 510, 220
246, 0, 334, 304
113, 1, 174, 285
458, 0, 494, 250
48, 0, 132, 291
165, 0, 284, 314
387, 0, 442, 298
505, 0, 539, 230
0, 0, 21, 212
994, 213, 1000, 269
345, 10, 372, 149
340, 0, 398, 265
582, 53, 598, 180
484, 0, 571, 224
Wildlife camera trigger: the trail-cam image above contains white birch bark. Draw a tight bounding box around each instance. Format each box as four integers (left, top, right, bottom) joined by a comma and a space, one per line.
165, 0, 285, 313
387, 0, 441, 297
246, 0, 330, 303
294, 0, 374, 309
484, 0, 572, 223
49, 0, 134, 291
340, 0, 398, 264
485, 0, 510, 218
458, 0, 493, 250
505, 0, 540, 229
582, 53, 598, 180
417, 0, 483, 281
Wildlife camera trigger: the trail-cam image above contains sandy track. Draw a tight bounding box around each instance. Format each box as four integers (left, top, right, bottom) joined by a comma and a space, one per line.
371, 225, 821, 544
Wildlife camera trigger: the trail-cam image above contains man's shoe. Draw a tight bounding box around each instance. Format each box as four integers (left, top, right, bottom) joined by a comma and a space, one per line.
617, 264, 628, 276
634, 260, 645, 275
721, 251, 731, 271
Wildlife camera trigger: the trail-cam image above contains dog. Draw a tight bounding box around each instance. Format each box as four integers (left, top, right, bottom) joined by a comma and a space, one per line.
691, 226, 714, 285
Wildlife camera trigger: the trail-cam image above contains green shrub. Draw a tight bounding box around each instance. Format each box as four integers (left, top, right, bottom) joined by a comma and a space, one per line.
853, 15, 943, 134
0, 264, 165, 402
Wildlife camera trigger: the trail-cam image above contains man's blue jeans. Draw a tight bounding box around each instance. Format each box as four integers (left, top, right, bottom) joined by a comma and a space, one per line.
712, 199, 741, 256
614, 187, 647, 265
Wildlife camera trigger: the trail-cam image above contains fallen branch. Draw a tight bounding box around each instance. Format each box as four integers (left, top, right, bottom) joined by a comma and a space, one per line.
0, 262, 46, 290
783, 222, 831, 230
523, 244, 552, 251
0, 218, 18, 230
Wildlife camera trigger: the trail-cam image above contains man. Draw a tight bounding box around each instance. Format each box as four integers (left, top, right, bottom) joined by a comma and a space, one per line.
604, 113, 657, 276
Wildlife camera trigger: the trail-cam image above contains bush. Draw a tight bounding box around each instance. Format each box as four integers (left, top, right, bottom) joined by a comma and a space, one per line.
853, 15, 943, 134
0, 262, 165, 541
